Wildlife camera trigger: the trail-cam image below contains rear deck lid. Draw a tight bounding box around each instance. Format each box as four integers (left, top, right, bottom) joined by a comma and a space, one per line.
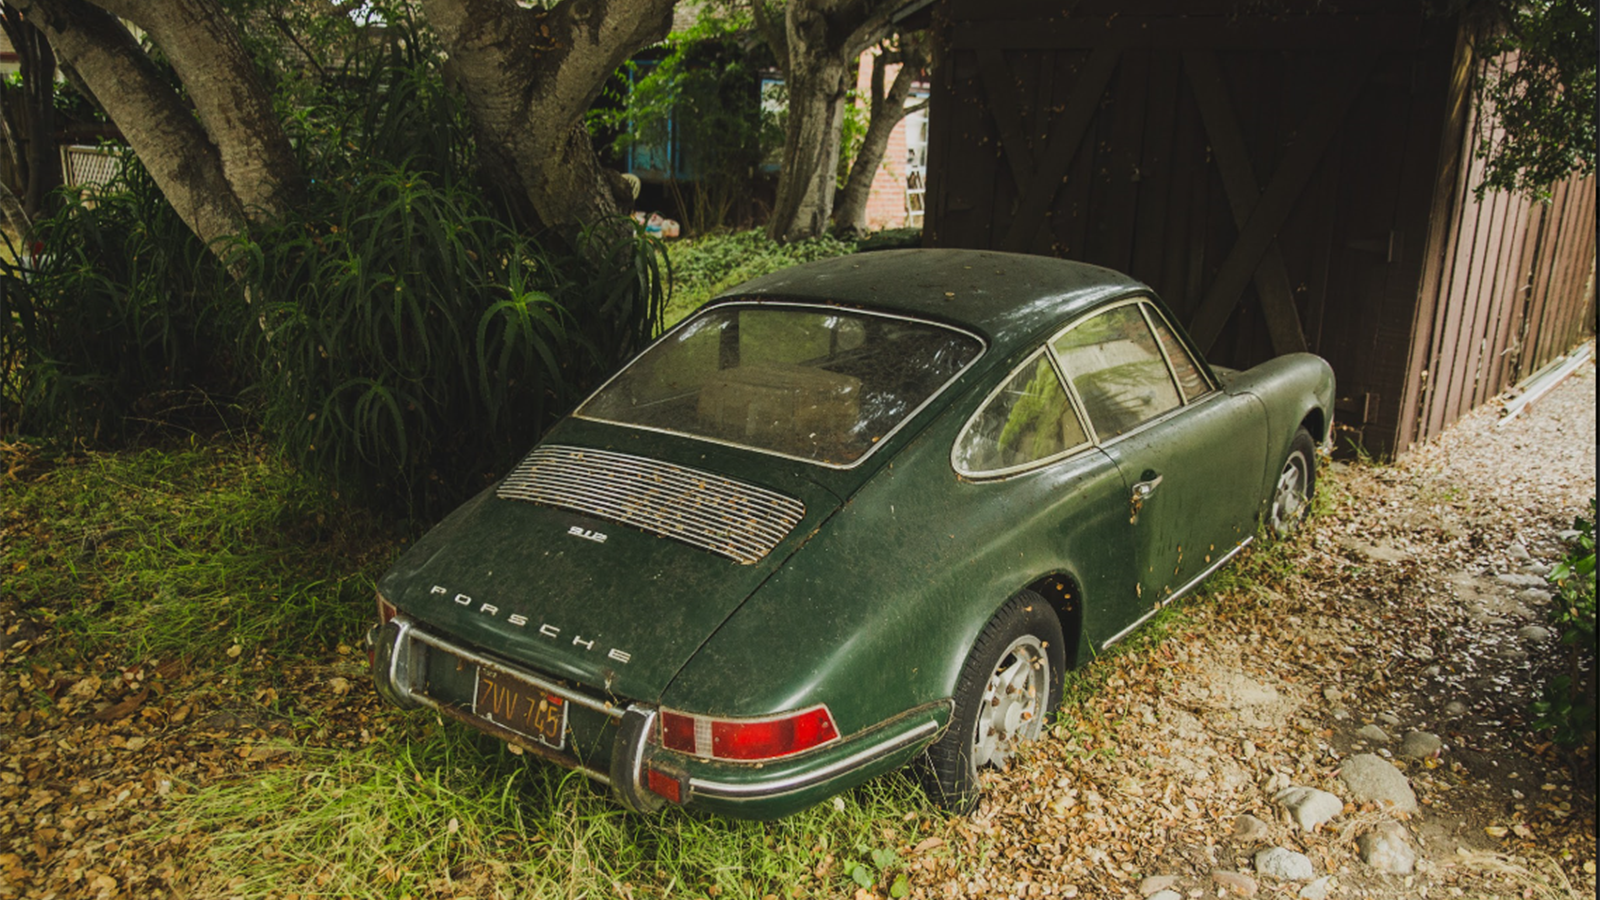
378, 443, 840, 702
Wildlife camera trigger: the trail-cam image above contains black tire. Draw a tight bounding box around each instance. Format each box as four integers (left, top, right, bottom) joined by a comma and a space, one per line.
920, 590, 1065, 813
1267, 427, 1317, 538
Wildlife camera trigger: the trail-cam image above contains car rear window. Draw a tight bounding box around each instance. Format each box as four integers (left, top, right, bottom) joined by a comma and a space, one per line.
578, 304, 983, 466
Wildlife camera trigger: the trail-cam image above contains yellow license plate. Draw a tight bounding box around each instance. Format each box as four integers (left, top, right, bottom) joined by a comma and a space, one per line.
473, 668, 568, 751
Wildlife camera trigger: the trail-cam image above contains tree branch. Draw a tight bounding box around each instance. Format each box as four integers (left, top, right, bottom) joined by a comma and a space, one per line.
10, 0, 248, 248
750, 0, 787, 75
83, 0, 301, 220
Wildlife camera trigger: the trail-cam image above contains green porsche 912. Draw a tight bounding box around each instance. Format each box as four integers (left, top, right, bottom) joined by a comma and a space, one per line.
368, 249, 1334, 819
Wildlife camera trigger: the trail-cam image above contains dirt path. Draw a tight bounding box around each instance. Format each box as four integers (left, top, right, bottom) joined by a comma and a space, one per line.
922, 356, 1597, 899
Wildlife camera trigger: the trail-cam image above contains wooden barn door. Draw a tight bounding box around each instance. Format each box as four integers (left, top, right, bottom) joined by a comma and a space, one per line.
926, 3, 1456, 453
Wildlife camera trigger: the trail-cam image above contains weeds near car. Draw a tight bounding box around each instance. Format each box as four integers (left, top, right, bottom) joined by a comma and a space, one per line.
0, 438, 387, 666
164, 721, 947, 898
1533, 499, 1596, 753
1, 439, 960, 897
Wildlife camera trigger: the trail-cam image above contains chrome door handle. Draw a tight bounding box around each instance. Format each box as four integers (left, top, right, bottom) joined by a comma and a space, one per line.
1128, 473, 1163, 524
1132, 474, 1164, 499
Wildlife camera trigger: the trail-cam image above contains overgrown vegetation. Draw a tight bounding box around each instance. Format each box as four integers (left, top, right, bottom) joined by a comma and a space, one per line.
1533, 500, 1596, 752
589, 8, 779, 235
1472, 0, 1596, 199
0, 439, 385, 665
662, 228, 857, 326
0, 162, 233, 443
0, 5, 665, 516
165, 728, 947, 898
0, 438, 960, 897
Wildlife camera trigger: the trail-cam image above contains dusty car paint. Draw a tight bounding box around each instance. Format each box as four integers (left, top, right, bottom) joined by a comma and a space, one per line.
370, 249, 1335, 819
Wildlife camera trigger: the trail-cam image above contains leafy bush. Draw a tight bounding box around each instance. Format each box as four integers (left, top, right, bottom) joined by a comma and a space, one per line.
2, 4, 665, 517
1532, 500, 1596, 751
663, 228, 856, 327
0, 159, 234, 442
589, 8, 778, 234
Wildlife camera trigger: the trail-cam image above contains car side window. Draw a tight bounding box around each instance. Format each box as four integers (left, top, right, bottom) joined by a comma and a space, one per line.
954, 353, 1088, 474
1145, 307, 1211, 402
1051, 303, 1182, 439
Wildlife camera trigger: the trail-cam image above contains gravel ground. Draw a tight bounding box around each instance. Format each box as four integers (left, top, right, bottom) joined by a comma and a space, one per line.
913, 352, 1596, 899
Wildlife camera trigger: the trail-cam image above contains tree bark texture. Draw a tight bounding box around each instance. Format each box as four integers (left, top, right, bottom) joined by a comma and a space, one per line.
419, 0, 674, 236
92, 0, 302, 220
760, 0, 899, 243
833, 41, 924, 236
11, 0, 244, 248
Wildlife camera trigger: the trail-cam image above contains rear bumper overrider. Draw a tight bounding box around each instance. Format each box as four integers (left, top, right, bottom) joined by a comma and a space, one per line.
367, 615, 949, 818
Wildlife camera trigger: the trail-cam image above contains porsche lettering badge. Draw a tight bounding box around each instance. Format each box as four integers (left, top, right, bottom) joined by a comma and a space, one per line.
429, 584, 632, 664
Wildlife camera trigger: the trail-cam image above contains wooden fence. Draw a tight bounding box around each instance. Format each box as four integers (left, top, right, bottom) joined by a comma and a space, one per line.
1404, 107, 1595, 447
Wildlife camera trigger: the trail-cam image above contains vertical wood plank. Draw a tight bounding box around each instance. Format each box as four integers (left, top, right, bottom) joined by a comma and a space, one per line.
1000, 47, 1121, 251
1397, 22, 1472, 449
1101, 51, 1149, 274
1131, 51, 1180, 287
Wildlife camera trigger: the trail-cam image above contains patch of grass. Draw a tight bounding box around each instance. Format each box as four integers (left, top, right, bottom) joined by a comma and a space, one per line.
662, 229, 857, 329
164, 717, 958, 899
0, 437, 396, 667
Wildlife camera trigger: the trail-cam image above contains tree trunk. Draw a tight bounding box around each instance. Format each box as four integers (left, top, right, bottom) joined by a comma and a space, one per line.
759, 0, 897, 244
833, 41, 923, 237
93, 0, 302, 221
0, 178, 28, 232
419, 0, 675, 237
0, 10, 61, 220
12, 0, 248, 249
768, 55, 848, 243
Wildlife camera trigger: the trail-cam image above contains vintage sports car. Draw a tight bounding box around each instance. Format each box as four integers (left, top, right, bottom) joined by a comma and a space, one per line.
368, 249, 1335, 818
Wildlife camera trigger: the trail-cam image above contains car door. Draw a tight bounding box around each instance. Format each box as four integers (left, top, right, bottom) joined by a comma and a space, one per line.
950, 350, 1135, 641
1050, 300, 1267, 648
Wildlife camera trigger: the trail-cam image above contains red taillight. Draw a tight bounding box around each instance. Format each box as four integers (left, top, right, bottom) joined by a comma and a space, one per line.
660, 711, 698, 753
646, 768, 683, 804
656, 706, 838, 761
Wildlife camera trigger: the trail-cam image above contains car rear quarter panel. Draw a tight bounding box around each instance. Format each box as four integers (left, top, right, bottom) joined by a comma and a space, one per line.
659, 375, 1128, 736
1225, 353, 1337, 502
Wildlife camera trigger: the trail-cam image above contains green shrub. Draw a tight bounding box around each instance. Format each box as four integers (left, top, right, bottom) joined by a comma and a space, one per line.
0, 159, 234, 443
663, 228, 856, 327
1, 4, 665, 517
1533, 499, 1596, 751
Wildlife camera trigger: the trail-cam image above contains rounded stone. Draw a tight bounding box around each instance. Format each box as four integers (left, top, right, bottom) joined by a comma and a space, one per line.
1140, 875, 1180, 897
1255, 847, 1316, 881
1339, 754, 1418, 813
1518, 624, 1552, 642
1212, 870, 1259, 897
1233, 813, 1272, 843
1275, 786, 1344, 830
1357, 821, 1417, 874
1400, 731, 1443, 758
1356, 724, 1392, 743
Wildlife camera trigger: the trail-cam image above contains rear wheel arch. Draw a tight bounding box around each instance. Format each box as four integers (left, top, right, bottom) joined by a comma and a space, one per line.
1299, 408, 1327, 445
1021, 572, 1084, 670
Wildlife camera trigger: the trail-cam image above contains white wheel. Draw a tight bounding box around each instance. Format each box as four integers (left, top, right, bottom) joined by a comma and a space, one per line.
1268, 428, 1316, 537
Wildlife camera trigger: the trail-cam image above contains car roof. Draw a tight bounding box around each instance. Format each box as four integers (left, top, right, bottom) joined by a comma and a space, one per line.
710, 248, 1148, 353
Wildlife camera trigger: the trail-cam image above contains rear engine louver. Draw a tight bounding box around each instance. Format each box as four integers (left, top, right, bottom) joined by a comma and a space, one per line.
497, 446, 806, 564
